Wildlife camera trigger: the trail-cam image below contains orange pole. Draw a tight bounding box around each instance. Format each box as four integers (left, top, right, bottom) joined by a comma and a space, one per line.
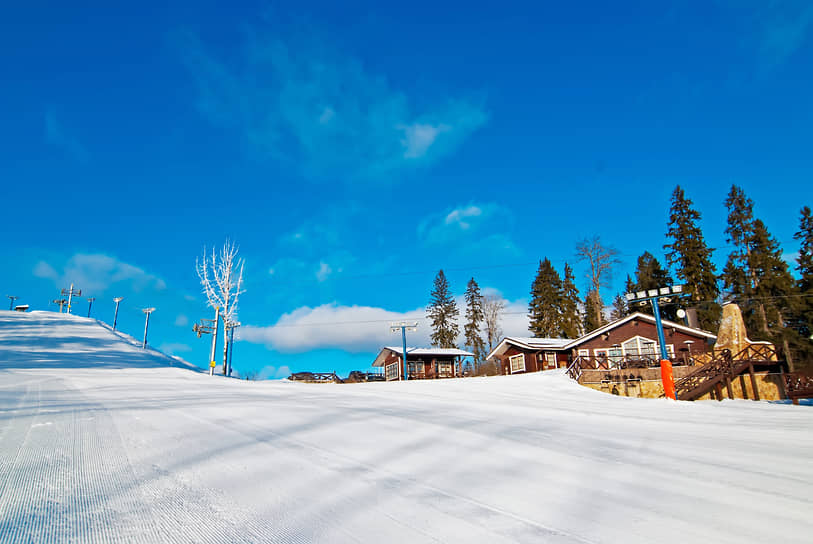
661, 359, 675, 400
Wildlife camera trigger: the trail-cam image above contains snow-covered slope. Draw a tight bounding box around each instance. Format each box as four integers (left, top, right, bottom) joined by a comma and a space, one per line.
0, 311, 811, 543
0, 310, 199, 370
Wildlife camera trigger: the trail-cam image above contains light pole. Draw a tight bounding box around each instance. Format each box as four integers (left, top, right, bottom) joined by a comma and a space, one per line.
113, 297, 123, 331
194, 307, 220, 376
141, 307, 156, 349
7, 295, 18, 311
625, 285, 688, 400
86, 297, 96, 318
390, 321, 418, 381
225, 320, 241, 377
61, 284, 82, 314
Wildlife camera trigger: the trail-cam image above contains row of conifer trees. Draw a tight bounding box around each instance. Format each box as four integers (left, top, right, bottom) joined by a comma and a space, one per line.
425, 185, 813, 370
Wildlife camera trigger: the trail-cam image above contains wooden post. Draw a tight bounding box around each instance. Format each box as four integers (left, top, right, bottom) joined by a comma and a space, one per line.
714, 382, 724, 402
748, 363, 760, 401
725, 376, 734, 399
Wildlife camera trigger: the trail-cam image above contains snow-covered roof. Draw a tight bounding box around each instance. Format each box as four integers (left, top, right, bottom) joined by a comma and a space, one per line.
561, 312, 717, 350
486, 337, 571, 361
373, 346, 475, 367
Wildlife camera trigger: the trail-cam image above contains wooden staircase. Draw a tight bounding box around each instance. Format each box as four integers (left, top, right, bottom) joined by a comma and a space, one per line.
674, 344, 779, 401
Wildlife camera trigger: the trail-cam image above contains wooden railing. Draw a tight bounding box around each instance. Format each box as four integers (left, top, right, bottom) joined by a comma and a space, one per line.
783, 372, 813, 404
674, 344, 781, 401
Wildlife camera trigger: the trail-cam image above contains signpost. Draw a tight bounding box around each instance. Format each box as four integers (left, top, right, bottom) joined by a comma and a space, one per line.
389, 321, 418, 381
625, 285, 688, 400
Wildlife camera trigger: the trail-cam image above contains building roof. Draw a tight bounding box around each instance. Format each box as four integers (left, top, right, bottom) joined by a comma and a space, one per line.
486, 312, 717, 361
561, 312, 717, 350
485, 337, 571, 361
373, 346, 475, 367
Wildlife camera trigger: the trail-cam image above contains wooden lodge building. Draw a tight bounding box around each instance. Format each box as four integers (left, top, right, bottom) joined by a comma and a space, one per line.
487, 312, 718, 375
372, 347, 474, 381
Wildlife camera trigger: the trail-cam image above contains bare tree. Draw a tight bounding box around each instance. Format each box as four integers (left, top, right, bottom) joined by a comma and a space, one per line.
575, 236, 620, 327
482, 294, 505, 354
197, 239, 245, 374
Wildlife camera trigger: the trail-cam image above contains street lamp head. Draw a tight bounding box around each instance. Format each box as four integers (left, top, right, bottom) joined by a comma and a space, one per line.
114, 297, 123, 303
142, 307, 156, 314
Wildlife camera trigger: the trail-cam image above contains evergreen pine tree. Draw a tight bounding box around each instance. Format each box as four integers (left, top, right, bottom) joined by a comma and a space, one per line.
610, 293, 628, 321
748, 219, 800, 368
528, 258, 563, 337
721, 185, 758, 329
583, 289, 604, 332
664, 185, 720, 330
463, 278, 486, 366
559, 262, 582, 338
794, 206, 813, 342
427, 270, 459, 348
631, 251, 677, 321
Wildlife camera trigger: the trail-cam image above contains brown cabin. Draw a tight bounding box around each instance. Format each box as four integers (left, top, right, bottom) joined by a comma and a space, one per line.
488, 312, 717, 375
372, 347, 474, 381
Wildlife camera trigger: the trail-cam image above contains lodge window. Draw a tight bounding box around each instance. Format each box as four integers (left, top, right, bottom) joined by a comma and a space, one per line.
545, 352, 557, 369
437, 361, 453, 377
385, 362, 400, 381
622, 337, 676, 359
509, 354, 525, 373
407, 361, 425, 376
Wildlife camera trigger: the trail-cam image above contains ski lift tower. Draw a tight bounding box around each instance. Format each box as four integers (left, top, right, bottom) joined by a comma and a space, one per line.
390, 321, 418, 381
193, 306, 220, 376
61, 284, 82, 314
625, 285, 688, 400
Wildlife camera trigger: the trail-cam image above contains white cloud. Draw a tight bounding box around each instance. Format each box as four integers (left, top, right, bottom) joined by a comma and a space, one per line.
257, 365, 293, 380
175, 314, 189, 327
181, 32, 487, 180
240, 294, 531, 354
33, 253, 165, 294
241, 303, 430, 353
316, 261, 333, 282
418, 203, 518, 255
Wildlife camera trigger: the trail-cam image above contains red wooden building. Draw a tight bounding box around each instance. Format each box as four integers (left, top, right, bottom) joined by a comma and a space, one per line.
372, 347, 474, 381
488, 312, 717, 375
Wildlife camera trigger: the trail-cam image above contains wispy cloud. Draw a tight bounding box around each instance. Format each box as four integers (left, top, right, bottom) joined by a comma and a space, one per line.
33, 253, 166, 294
418, 202, 519, 255
158, 342, 192, 355
44, 111, 89, 162
180, 31, 488, 180
174, 314, 189, 327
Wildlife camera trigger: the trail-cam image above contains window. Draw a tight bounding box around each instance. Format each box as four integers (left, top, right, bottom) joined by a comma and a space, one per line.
545, 352, 558, 370
509, 354, 525, 373
577, 349, 589, 357
437, 361, 454, 377
385, 362, 400, 381
407, 361, 425, 376
622, 337, 675, 360
608, 346, 623, 368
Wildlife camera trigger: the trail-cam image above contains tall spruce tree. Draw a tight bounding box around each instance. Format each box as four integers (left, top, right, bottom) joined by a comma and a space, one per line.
528, 258, 563, 337
427, 269, 459, 348
748, 219, 800, 368
631, 251, 677, 321
721, 185, 758, 331
463, 278, 486, 366
610, 293, 628, 321
559, 262, 582, 338
583, 289, 604, 332
794, 206, 813, 342
664, 185, 720, 330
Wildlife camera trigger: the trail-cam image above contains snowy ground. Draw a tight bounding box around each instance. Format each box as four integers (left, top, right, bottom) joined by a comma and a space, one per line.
0, 311, 811, 543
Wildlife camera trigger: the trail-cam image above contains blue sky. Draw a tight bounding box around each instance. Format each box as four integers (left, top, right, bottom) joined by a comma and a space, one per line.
1, 1, 811, 378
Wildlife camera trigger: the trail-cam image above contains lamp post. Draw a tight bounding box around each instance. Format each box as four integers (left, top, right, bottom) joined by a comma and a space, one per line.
625, 285, 688, 400
7, 295, 18, 311
113, 297, 123, 331
390, 321, 418, 381
61, 284, 82, 314
86, 297, 96, 318
141, 307, 156, 349
193, 307, 220, 376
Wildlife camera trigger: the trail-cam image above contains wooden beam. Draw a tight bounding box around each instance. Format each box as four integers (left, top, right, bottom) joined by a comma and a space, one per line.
725, 375, 734, 399
748, 363, 760, 401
